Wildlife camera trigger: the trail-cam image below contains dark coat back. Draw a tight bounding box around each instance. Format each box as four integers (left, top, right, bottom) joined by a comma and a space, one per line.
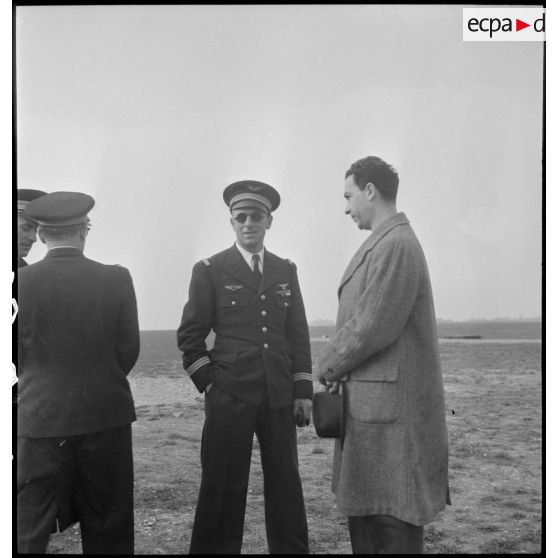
17, 248, 139, 437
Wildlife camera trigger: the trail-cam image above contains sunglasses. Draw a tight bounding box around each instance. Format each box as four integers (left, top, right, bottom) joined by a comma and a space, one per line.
232, 211, 267, 224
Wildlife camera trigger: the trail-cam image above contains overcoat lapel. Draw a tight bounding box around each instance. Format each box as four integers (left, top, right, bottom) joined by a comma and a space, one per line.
338, 213, 410, 297
222, 245, 260, 291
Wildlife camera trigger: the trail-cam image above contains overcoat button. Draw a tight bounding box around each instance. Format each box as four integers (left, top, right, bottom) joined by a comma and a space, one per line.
261, 310, 267, 316
260, 294, 266, 301
263, 343, 269, 349
262, 326, 267, 332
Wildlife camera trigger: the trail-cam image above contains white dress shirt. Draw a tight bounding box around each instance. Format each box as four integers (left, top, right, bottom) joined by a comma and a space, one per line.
235, 242, 264, 273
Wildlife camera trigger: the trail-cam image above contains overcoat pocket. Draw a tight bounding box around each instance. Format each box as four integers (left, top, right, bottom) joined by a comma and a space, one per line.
350, 341, 401, 382
346, 379, 400, 424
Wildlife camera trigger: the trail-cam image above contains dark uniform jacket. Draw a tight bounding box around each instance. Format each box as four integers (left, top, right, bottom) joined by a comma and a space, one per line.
18, 257, 27, 268
177, 244, 313, 410
17, 247, 139, 438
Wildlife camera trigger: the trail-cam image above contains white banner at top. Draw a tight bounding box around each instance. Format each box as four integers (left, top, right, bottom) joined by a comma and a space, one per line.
463, 8, 545, 41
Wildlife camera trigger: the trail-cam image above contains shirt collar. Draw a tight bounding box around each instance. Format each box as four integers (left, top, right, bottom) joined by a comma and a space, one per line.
235, 242, 265, 271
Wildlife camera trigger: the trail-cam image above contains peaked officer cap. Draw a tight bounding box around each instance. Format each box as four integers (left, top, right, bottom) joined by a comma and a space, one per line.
17, 189, 47, 213
223, 180, 280, 213
25, 191, 95, 227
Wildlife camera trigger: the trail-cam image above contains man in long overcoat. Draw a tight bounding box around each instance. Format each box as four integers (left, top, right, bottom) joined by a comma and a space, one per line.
177, 180, 313, 554
17, 191, 140, 553
317, 156, 449, 554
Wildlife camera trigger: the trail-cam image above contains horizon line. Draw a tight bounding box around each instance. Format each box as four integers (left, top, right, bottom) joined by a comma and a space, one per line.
140, 316, 543, 332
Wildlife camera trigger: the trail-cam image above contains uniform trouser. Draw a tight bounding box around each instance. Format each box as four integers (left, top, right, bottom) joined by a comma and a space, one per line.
189, 385, 309, 554
17, 424, 134, 554
348, 515, 424, 554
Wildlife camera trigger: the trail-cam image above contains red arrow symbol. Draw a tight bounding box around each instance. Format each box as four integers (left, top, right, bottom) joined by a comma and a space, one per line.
516, 19, 530, 31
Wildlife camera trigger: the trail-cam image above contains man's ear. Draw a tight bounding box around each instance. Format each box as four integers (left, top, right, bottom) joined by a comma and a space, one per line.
37, 229, 46, 245
266, 214, 273, 230
365, 183, 376, 201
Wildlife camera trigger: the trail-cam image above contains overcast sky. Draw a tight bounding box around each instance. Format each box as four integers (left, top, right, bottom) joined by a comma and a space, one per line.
15, 4, 543, 330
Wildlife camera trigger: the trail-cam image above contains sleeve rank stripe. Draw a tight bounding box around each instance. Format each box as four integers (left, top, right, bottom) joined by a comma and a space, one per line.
293, 372, 313, 382
186, 356, 210, 377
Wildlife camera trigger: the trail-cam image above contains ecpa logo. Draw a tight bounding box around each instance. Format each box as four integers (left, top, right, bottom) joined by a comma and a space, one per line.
463, 8, 545, 42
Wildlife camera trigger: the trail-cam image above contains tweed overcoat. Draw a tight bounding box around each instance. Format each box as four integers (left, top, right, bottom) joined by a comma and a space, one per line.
317, 212, 449, 526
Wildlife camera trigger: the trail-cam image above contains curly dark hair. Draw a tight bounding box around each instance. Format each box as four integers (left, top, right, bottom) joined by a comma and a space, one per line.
345, 156, 399, 200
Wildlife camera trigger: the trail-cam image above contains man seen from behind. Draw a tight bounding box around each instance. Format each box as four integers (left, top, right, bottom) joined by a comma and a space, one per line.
17, 191, 140, 554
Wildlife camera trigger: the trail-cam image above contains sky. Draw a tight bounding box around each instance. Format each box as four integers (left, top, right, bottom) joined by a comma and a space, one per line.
14, 4, 543, 330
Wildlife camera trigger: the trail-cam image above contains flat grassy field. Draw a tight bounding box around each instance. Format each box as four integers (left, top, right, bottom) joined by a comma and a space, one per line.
47, 331, 542, 554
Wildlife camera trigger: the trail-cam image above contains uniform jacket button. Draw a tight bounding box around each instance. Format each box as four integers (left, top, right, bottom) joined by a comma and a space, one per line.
263, 343, 269, 349
260, 294, 266, 300
261, 310, 267, 316
262, 326, 267, 332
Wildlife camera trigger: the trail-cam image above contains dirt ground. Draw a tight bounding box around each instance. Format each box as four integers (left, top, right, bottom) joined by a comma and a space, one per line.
47, 339, 542, 554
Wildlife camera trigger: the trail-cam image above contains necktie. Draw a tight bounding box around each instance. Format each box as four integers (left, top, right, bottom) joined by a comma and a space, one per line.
252, 254, 262, 283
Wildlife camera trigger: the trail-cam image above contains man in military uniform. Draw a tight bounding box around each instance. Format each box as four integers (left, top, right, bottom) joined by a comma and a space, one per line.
177, 180, 313, 554
17, 191, 140, 554
14, 189, 47, 493
14, 190, 46, 408
17, 189, 46, 268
